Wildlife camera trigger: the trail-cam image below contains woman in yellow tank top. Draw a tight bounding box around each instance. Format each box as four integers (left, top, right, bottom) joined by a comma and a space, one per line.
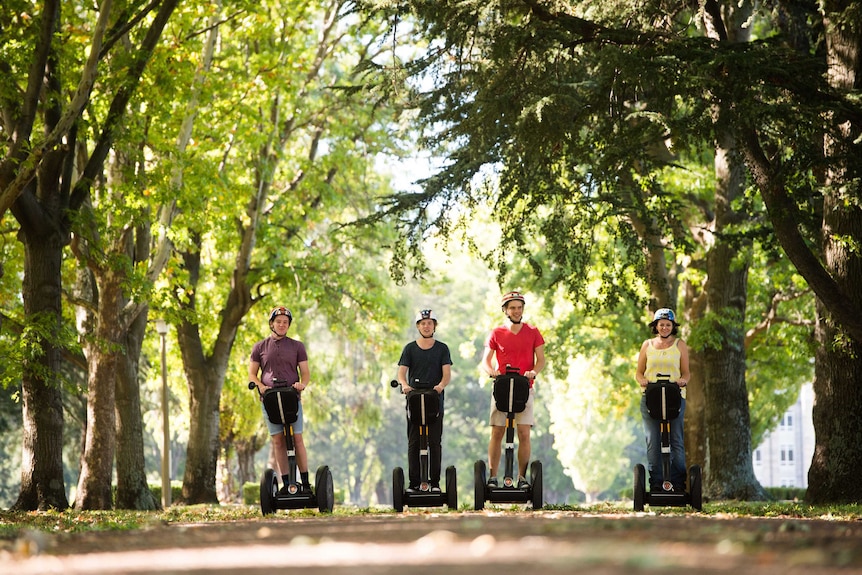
635, 308, 691, 491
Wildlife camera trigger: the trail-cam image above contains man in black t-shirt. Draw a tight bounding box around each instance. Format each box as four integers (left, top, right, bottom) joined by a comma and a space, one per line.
396, 309, 453, 492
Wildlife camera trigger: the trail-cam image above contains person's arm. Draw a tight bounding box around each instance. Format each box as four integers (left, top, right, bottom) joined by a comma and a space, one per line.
397, 364, 412, 393
481, 346, 499, 377
434, 364, 451, 393
677, 340, 690, 387
294, 360, 310, 392
525, 344, 545, 379
249, 359, 264, 397
635, 341, 649, 388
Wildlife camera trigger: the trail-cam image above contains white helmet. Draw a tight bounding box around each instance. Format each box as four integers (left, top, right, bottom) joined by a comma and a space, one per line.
415, 309, 438, 324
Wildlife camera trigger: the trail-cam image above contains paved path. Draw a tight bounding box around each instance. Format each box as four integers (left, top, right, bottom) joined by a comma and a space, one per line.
5, 511, 862, 574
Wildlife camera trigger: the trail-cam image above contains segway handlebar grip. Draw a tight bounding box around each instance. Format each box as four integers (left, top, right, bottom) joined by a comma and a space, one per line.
248, 381, 256, 390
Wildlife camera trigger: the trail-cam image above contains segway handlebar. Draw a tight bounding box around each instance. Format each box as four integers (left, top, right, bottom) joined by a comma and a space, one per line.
249, 377, 295, 393
391, 379, 435, 394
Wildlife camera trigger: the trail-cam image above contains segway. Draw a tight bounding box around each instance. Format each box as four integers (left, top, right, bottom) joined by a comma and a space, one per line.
633, 374, 702, 511
474, 367, 542, 510
390, 380, 457, 512
249, 381, 335, 515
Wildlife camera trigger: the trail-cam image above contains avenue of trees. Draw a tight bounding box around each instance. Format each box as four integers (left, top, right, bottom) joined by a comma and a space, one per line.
0, 0, 859, 510
358, 0, 861, 502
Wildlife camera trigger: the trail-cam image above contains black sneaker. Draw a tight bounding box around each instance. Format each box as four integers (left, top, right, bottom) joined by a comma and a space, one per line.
431, 484, 441, 493
517, 476, 530, 489
406, 485, 418, 493
487, 477, 498, 487
301, 484, 314, 496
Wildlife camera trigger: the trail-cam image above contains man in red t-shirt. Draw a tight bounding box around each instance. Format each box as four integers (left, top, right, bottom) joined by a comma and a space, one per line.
480, 291, 545, 488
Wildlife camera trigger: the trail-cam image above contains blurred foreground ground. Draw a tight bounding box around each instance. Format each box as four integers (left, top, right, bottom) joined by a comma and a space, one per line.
4, 509, 861, 574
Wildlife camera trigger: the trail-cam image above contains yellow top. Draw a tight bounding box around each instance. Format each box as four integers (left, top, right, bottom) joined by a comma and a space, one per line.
644, 339, 685, 399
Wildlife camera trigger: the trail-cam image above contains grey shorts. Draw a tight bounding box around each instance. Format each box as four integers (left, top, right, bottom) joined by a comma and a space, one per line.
489, 387, 535, 427
261, 398, 304, 435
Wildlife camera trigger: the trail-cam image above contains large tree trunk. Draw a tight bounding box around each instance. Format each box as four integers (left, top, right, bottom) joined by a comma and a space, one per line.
701, 131, 766, 500
698, 0, 766, 501
115, 307, 159, 510
235, 437, 262, 488
807, 1, 862, 504
12, 229, 69, 511
179, 355, 226, 504
75, 271, 123, 510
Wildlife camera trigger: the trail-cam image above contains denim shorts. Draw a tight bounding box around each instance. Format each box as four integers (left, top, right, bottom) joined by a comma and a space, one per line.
261, 397, 304, 435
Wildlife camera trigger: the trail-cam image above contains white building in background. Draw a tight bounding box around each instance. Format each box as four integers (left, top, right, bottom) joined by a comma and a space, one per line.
752, 383, 815, 488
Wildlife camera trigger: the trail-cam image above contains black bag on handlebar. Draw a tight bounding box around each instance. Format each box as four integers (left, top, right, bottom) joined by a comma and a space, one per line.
493, 373, 530, 414
262, 387, 299, 425
644, 382, 682, 421
406, 389, 440, 426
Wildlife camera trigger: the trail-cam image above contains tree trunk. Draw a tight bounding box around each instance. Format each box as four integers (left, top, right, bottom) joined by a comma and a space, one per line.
75, 272, 122, 510
115, 309, 159, 510
701, 131, 766, 500
177, 317, 229, 504
12, 230, 69, 511
180, 373, 222, 503
697, 0, 766, 501
236, 437, 262, 488
807, 1, 862, 504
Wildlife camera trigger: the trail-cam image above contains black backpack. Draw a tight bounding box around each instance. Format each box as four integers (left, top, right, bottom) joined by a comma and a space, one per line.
493, 372, 530, 414
262, 387, 299, 425
644, 382, 682, 421
406, 389, 441, 426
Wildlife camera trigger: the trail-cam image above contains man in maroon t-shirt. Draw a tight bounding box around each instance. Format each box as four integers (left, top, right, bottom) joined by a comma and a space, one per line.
480, 291, 545, 488
249, 306, 311, 494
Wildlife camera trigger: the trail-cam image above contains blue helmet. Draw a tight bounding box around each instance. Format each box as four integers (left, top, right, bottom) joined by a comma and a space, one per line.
649, 308, 679, 329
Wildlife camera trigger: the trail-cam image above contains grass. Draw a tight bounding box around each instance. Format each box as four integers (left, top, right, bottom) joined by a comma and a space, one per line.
2, 500, 861, 541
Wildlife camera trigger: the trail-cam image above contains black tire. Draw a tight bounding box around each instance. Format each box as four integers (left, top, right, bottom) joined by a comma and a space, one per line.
689, 464, 703, 511
260, 468, 278, 516
393, 467, 405, 512
315, 465, 335, 513
473, 460, 486, 511
445, 465, 458, 510
529, 460, 543, 510
633, 464, 646, 512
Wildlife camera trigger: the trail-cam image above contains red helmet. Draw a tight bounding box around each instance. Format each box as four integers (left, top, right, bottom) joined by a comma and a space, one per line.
269, 306, 293, 324
501, 291, 525, 308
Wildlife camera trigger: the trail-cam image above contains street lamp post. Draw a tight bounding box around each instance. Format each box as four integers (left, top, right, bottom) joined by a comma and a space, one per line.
155, 319, 171, 509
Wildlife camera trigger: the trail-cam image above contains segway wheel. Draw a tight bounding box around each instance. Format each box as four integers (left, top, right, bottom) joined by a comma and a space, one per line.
445, 465, 458, 510
529, 460, 543, 510
260, 468, 278, 516
473, 460, 486, 511
689, 464, 703, 511
633, 464, 646, 512
315, 465, 335, 513
392, 467, 405, 512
